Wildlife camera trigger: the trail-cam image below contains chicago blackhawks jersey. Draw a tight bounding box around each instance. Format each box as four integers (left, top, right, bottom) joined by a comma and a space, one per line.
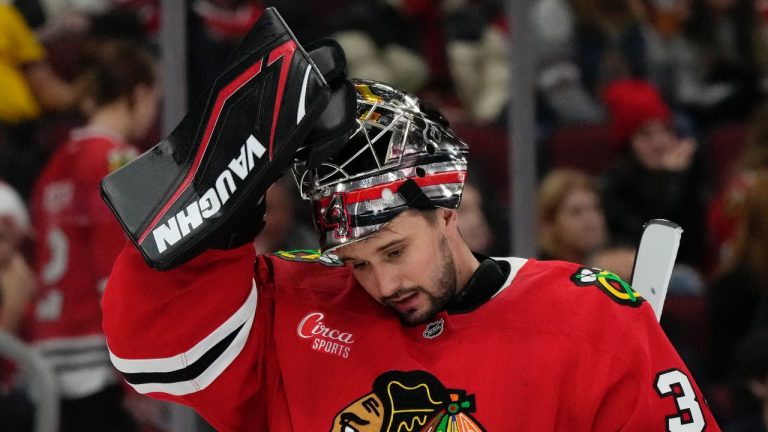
102, 244, 720, 431
28, 127, 137, 398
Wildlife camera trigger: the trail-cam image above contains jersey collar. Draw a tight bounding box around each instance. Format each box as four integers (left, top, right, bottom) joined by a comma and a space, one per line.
445, 254, 511, 314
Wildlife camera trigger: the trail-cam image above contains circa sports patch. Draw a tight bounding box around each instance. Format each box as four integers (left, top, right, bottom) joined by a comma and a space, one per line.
570, 267, 644, 307
272, 249, 343, 266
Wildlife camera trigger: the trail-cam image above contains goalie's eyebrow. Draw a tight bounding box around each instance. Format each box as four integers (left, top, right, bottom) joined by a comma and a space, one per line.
337, 239, 405, 263
375, 239, 405, 253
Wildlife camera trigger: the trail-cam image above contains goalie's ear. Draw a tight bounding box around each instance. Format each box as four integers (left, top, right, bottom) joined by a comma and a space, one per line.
100, 7, 331, 270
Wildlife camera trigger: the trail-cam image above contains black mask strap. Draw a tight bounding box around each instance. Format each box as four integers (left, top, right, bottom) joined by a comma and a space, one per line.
398, 178, 435, 210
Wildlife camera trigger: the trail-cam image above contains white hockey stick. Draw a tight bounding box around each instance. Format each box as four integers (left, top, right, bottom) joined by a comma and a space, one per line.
630, 219, 683, 322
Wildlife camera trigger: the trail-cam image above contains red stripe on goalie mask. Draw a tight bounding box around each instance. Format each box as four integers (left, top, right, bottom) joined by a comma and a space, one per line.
313, 170, 466, 240
316, 171, 466, 209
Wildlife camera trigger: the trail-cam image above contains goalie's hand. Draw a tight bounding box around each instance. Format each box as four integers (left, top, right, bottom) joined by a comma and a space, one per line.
100, 8, 355, 270
301, 38, 357, 169
205, 38, 356, 253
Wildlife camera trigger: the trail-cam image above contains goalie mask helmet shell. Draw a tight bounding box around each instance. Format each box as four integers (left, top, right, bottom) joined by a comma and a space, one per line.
292, 78, 469, 252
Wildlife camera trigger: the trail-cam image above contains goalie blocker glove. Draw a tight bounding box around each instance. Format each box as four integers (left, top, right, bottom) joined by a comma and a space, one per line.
100, 8, 356, 270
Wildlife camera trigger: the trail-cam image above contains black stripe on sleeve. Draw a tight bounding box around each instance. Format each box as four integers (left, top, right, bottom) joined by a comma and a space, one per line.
121, 323, 244, 385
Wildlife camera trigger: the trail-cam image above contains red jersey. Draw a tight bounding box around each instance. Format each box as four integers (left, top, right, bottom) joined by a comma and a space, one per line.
28, 127, 137, 398
103, 244, 720, 431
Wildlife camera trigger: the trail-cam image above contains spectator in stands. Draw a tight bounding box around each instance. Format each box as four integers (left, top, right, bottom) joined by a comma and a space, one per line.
600, 78, 710, 269
443, 0, 509, 125
26, 40, 159, 432
0, 179, 35, 432
679, 0, 767, 125
532, 0, 607, 126
0, 3, 73, 125
0, 3, 75, 198
30, 5, 155, 83
0, 180, 34, 334
533, 0, 695, 131
707, 171, 768, 389
565, 0, 647, 95
457, 180, 493, 255
730, 329, 768, 432
632, 0, 696, 106
709, 103, 768, 268
329, 0, 429, 94
537, 169, 607, 264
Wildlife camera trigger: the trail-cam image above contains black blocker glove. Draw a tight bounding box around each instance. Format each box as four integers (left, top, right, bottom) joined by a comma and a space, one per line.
100, 8, 356, 270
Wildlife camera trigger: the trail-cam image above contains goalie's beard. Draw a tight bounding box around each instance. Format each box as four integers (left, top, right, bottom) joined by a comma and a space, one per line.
382, 236, 457, 326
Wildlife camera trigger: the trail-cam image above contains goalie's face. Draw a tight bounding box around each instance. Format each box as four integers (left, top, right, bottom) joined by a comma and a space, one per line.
335, 209, 459, 325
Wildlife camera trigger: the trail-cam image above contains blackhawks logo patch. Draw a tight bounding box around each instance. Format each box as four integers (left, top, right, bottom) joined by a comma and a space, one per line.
331, 370, 486, 431
273, 249, 343, 267
571, 267, 644, 307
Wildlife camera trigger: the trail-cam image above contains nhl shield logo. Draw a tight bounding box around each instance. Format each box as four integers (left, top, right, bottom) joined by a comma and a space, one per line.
423, 318, 444, 339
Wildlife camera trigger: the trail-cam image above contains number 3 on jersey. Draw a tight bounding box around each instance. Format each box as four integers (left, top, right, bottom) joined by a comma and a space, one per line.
655, 369, 706, 432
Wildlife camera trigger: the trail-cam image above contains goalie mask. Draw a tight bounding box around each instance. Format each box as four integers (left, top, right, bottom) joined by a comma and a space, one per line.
292, 79, 469, 252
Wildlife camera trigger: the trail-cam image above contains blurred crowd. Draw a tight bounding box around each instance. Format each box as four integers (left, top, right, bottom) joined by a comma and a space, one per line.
2, 0, 768, 430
